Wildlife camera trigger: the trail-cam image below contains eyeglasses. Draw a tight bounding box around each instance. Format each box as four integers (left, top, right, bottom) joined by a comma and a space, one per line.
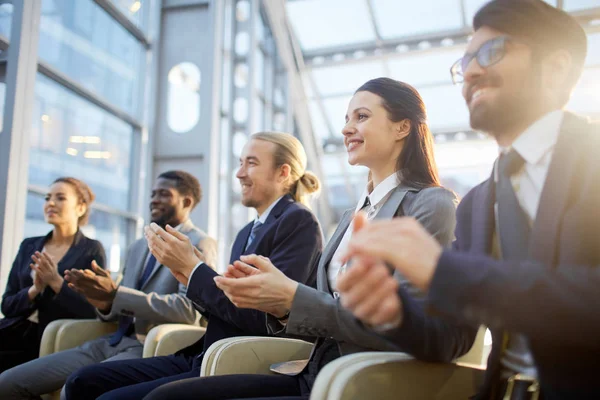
450, 36, 511, 84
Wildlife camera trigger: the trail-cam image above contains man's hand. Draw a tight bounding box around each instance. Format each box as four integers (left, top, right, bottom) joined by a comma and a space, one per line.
213, 255, 297, 318
65, 260, 117, 310
337, 255, 402, 327
144, 223, 201, 285
31, 251, 64, 294
341, 214, 443, 292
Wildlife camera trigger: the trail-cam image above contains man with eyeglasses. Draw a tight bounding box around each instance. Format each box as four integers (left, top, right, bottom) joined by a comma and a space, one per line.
336, 1, 600, 399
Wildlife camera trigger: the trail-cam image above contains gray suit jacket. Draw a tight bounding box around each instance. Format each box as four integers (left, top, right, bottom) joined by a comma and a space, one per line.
271, 184, 459, 362
98, 219, 217, 338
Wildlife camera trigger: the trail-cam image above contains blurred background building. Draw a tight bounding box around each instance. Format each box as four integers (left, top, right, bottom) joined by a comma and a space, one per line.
0, 0, 598, 290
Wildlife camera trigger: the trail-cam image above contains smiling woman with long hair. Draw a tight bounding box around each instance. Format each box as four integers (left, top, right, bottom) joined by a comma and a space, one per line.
129, 78, 476, 400
0, 177, 106, 372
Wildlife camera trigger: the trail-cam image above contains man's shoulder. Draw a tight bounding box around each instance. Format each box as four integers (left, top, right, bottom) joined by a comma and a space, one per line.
277, 201, 319, 227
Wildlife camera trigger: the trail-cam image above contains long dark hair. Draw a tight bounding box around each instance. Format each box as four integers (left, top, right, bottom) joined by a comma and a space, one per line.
356, 77, 440, 189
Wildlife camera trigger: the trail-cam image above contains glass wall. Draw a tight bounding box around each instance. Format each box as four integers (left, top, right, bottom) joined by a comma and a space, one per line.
24, 0, 150, 272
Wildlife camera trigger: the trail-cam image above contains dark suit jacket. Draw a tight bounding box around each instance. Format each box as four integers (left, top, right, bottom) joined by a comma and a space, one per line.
428, 113, 600, 399
0, 229, 106, 339
179, 195, 324, 367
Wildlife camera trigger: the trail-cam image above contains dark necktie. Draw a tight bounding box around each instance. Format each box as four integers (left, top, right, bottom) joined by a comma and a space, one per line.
245, 220, 263, 251
108, 253, 156, 346
496, 150, 529, 260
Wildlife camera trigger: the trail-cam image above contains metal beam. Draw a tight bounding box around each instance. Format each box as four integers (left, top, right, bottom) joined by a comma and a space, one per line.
0, 0, 42, 308
92, 0, 150, 48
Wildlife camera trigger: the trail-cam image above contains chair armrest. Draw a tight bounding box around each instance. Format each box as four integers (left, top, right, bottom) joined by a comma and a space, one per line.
311, 352, 486, 400
310, 352, 414, 400
143, 324, 206, 358
201, 336, 313, 377
53, 319, 118, 354
40, 319, 70, 357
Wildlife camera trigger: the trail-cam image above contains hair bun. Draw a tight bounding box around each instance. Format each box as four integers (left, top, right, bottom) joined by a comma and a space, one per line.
299, 171, 321, 195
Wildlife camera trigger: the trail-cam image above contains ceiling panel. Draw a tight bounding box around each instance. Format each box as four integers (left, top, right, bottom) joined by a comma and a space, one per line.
286, 0, 376, 51
371, 0, 464, 39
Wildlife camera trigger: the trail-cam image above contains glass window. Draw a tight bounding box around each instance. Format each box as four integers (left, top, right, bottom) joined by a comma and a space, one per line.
586, 33, 600, 67
24, 192, 131, 272
388, 48, 465, 87
167, 62, 201, 133
372, 0, 463, 39
286, 0, 375, 51
0, 2, 13, 40
109, 0, 150, 32
564, 0, 598, 11
418, 84, 470, 133
310, 61, 386, 97
322, 95, 352, 137
38, 0, 145, 117
29, 74, 134, 212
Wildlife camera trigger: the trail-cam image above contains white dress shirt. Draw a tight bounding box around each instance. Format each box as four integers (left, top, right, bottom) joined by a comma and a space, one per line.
328, 173, 400, 291
187, 196, 284, 284
496, 110, 563, 378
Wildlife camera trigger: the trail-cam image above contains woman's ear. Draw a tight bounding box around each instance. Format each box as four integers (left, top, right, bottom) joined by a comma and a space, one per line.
396, 119, 411, 141
76, 203, 87, 219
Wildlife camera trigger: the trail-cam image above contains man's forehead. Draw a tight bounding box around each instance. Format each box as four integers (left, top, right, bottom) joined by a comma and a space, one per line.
153, 177, 176, 190
242, 139, 276, 160
467, 26, 505, 52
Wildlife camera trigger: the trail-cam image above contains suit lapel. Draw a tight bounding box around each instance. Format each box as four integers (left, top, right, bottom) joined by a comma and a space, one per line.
529, 113, 587, 265
372, 185, 413, 221
317, 209, 353, 292
472, 177, 495, 255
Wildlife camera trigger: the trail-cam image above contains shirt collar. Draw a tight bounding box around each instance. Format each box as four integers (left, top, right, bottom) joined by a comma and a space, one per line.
505, 110, 563, 165
256, 195, 284, 224
355, 172, 400, 213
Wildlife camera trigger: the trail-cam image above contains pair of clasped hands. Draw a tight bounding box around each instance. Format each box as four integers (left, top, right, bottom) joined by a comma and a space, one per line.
142, 212, 443, 328
28, 251, 117, 313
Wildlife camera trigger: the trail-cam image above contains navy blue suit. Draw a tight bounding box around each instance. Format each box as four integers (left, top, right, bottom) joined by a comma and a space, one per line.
64, 195, 324, 400
0, 230, 106, 371
428, 113, 600, 399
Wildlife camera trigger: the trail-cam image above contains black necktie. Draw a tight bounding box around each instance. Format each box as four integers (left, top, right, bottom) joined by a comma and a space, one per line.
496, 150, 529, 260
109, 253, 156, 346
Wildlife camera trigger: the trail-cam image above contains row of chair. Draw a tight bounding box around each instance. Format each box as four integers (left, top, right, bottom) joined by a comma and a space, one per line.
41, 320, 489, 400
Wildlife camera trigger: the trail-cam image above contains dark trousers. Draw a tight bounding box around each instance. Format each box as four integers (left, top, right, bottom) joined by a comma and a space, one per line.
143, 374, 305, 400
0, 319, 40, 373
65, 354, 196, 400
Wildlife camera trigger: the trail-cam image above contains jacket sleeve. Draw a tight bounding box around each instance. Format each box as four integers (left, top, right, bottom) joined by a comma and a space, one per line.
107, 282, 200, 325
47, 240, 107, 319
98, 241, 200, 325
1, 240, 38, 318
186, 208, 323, 334
429, 251, 600, 347
285, 187, 477, 362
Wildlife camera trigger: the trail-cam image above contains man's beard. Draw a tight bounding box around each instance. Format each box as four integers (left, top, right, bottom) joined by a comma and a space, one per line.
151, 206, 177, 228
470, 70, 543, 140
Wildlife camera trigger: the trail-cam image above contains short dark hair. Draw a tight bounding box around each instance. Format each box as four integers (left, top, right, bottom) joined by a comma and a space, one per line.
52, 177, 95, 226
158, 170, 202, 208
474, 0, 587, 103
355, 77, 440, 189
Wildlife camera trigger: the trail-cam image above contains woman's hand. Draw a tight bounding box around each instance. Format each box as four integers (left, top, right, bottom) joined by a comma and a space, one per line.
144, 223, 201, 286
27, 267, 46, 301
214, 254, 297, 318
31, 251, 64, 294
